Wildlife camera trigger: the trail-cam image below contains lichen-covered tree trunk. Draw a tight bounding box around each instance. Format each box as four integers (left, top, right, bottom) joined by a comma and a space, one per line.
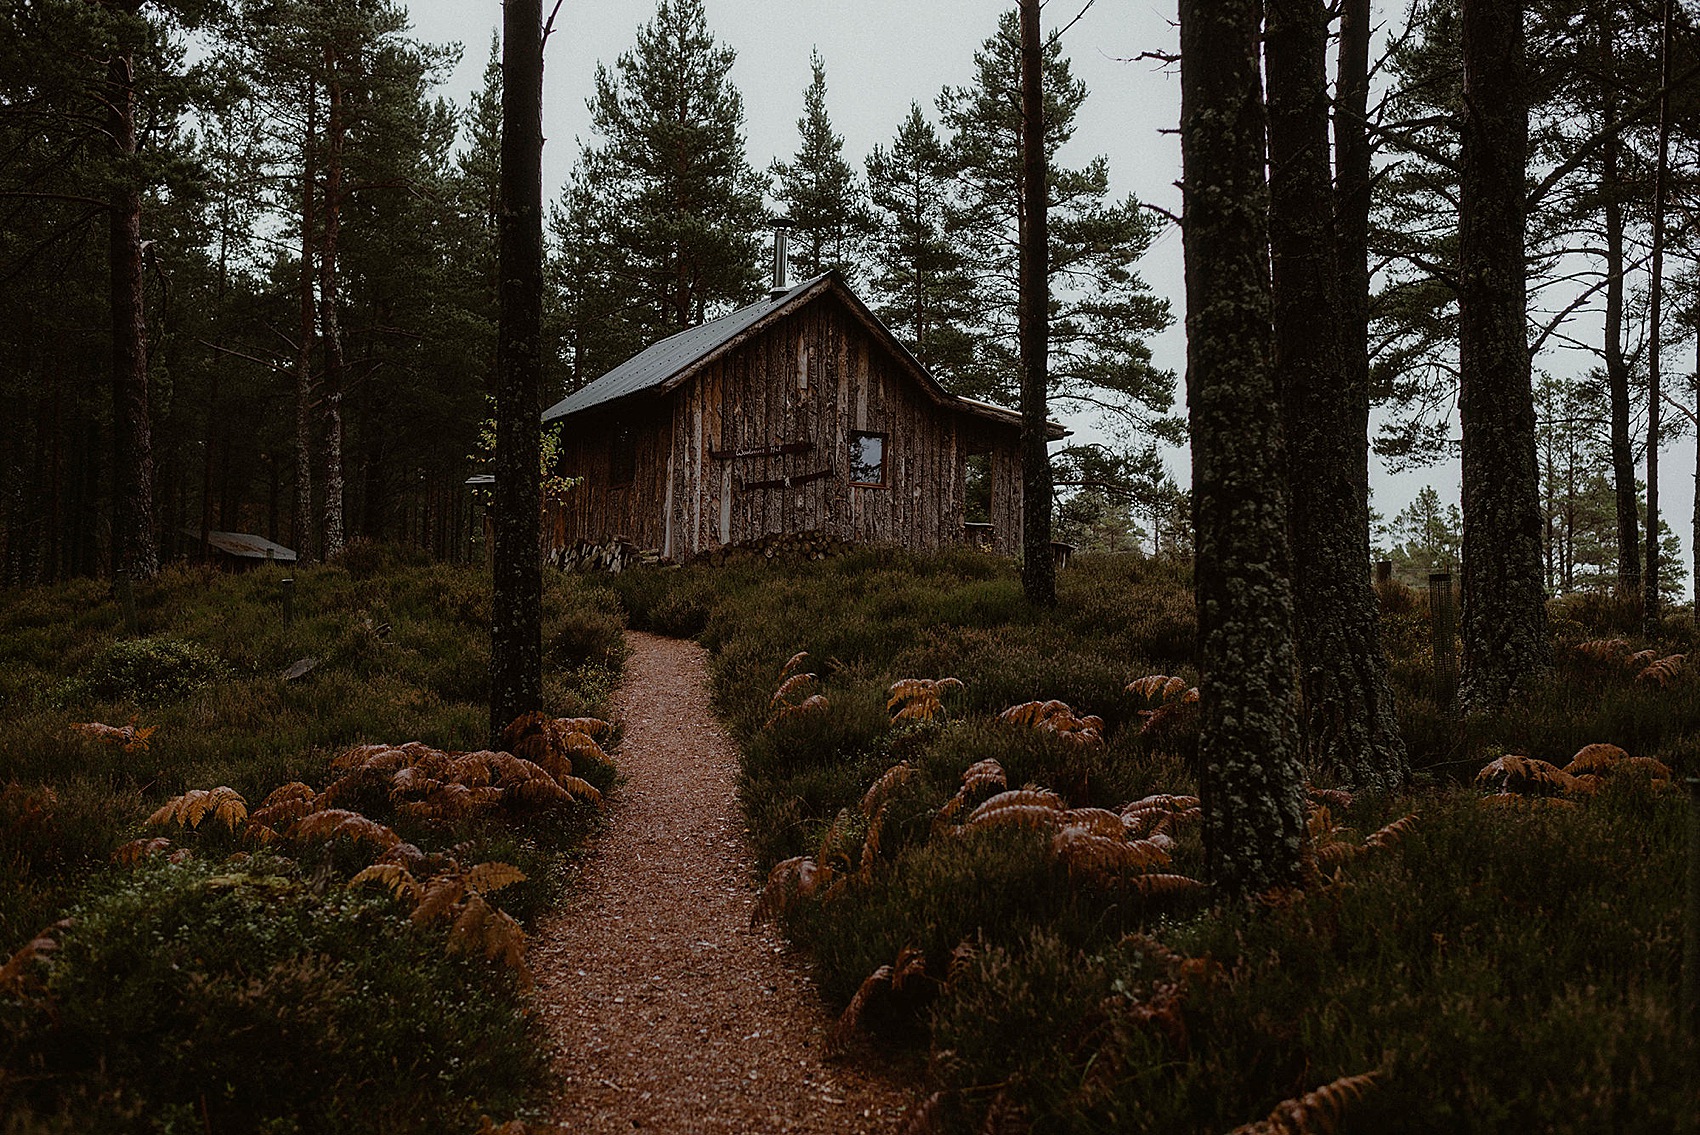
1267, 0, 1406, 791
294, 88, 317, 566
490, 0, 545, 746
319, 53, 347, 560
1178, 0, 1306, 895
1457, 0, 1550, 713
1018, 0, 1055, 607
107, 35, 158, 580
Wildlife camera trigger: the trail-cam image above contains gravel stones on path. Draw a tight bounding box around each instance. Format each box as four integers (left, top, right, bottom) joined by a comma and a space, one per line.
531, 631, 914, 1133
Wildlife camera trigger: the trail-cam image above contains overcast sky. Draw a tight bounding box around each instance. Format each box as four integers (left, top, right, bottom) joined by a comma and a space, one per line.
398, 0, 1695, 580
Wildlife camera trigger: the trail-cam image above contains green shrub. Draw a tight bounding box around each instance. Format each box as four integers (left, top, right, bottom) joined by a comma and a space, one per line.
57, 637, 228, 707
2, 858, 542, 1134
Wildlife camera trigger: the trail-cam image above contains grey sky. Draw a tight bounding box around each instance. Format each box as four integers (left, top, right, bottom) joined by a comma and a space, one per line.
399, 1, 1695, 580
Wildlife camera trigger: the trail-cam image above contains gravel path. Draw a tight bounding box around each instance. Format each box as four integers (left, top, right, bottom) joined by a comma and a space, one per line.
530, 630, 915, 1133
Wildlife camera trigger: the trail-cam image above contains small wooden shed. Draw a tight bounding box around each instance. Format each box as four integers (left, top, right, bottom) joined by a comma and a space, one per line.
540, 270, 1061, 565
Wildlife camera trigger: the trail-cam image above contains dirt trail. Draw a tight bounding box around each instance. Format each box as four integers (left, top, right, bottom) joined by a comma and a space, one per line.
530, 631, 914, 1133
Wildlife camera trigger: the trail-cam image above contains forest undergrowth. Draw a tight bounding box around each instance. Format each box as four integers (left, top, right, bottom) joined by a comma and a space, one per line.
0, 543, 626, 1134
614, 547, 1700, 1135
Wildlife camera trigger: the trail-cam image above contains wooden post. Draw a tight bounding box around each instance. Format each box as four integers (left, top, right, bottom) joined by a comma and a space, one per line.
1375, 559, 1393, 586
1683, 773, 1700, 1041
281, 576, 295, 630
1429, 571, 1456, 698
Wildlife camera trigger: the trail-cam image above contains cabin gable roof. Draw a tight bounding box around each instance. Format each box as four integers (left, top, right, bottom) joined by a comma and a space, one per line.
540, 270, 1062, 438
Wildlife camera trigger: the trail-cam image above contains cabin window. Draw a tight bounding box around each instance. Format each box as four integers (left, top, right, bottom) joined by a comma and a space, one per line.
964, 449, 993, 524
848, 431, 886, 486
609, 426, 636, 487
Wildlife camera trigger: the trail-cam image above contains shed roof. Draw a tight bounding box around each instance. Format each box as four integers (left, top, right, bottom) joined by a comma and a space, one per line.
184, 530, 298, 562
541, 271, 1064, 438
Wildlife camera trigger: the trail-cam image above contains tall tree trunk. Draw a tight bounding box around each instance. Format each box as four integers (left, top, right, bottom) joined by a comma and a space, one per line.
1178, 0, 1305, 896
1457, 0, 1549, 713
1642, 0, 1672, 638
1597, 2, 1641, 596
1335, 0, 1372, 521
491, 0, 545, 745
295, 88, 317, 564
1018, 0, 1055, 607
107, 25, 158, 580
320, 51, 347, 560
1268, 0, 1407, 790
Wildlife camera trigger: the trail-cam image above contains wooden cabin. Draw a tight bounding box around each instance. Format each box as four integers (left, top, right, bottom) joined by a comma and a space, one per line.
540, 270, 1061, 567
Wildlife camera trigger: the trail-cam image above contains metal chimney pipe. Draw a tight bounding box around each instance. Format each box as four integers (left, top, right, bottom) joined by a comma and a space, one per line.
769, 219, 791, 299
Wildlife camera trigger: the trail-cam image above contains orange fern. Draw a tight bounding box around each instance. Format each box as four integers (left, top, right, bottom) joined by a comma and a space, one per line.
1635, 653, 1686, 687
965, 787, 1065, 829
147, 786, 248, 832
289, 808, 402, 851
997, 699, 1104, 745
1474, 754, 1577, 796
0, 919, 72, 997
111, 836, 173, 865
1574, 637, 1629, 662
1127, 675, 1200, 735
751, 856, 831, 925
1227, 1070, 1380, 1135
1563, 743, 1629, 776
1362, 812, 1419, 852
859, 761, 916, 817
887, 676, 964, 723
69, 718, 157, 751
825, 946, 929, 1057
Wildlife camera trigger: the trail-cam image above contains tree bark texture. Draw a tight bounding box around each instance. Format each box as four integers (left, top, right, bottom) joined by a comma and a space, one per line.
1268, 0, 1407, 791
320, 50, 347, 560
295, 88, 317, 565
107, 34, 158, 580
1178, 0, 1306, 896
1457, 0, 1550, 713
490, 0, 545, 745
1596, 4, 1641, 595
1642, 0, 1672, 638
1335, 0, 1372, 523
1018, 0, 1055, 607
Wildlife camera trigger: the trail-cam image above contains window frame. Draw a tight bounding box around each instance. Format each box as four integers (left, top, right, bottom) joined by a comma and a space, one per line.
847, 430, 888, 488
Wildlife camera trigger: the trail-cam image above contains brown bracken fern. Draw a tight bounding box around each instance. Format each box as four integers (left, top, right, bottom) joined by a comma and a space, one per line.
887, 676, 964, 723
825, 944, 929, 1057
997, 699, 1104, 745
1127, 674, 1200, 736
70, 718, 157, 751
147, 786, 248, 832
1225, 1070, 1380, 1135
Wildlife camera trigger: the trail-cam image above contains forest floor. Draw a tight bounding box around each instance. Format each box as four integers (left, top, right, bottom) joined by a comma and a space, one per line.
530, 631, 916, 1133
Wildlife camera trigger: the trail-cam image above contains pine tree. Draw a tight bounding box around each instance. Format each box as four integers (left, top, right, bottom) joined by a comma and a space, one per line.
1178, 0, 1305, 896
937, 10, 1174, 449
771, 49, 870, 281
563, 0, 767, 353
1267, 0, 1406, 789
1457, 0, 1551, 712
863, 104, 976, 382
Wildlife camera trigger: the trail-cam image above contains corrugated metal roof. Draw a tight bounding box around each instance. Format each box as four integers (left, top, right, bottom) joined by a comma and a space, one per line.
542, 274, 833, 423
183, 530, 298, 562
538, 271, 1066, 439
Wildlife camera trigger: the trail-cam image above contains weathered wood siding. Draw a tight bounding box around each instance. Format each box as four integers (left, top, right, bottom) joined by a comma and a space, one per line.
547, 291, 1025, 560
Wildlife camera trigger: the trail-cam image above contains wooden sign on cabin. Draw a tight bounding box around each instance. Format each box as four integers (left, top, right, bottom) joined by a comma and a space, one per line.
540, 269, 1063, 566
